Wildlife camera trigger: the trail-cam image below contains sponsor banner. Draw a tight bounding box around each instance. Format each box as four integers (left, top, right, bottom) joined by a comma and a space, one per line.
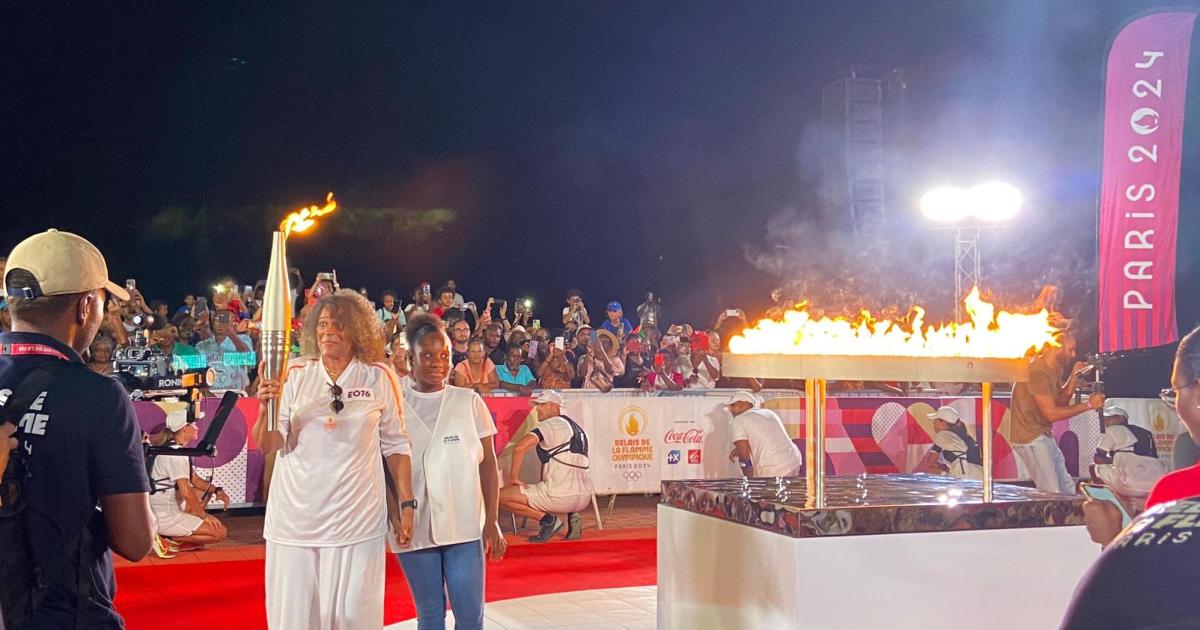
568, 396, 740, 494
1098, 11, 1195, 351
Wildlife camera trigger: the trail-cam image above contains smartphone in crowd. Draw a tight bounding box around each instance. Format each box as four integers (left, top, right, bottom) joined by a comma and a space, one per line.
528, 340, 539, 357
554, 337, 565, 351
126, 278, 137, 291
725, 308, 740, 317
589, 330, 599, 343
532, 319, 541, 329
195, 297, 208, 316
1079, 482, 1132, 527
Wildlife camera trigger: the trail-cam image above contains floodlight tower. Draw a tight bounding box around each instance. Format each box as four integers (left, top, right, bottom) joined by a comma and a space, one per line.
919, 182, 1022, 320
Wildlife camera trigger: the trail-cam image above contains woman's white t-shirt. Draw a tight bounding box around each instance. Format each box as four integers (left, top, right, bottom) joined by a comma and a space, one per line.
264, 358, 412, 547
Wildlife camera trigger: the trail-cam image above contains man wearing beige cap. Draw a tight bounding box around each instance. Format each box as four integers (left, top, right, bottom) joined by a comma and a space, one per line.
0, 229, 153, 628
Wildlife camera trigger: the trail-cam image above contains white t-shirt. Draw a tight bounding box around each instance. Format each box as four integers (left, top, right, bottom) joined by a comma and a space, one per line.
531, 416, 591, 497
264, 358, 412, 547
149, 451, 190, 516
404, 388, 495, 443
731, 408, 803, 477
1097, 425, 1139, 455
932, 431, 984, 480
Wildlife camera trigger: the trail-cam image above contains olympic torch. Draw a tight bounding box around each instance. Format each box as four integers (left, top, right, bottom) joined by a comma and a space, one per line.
262, 193, 338, 431
260, 231, 292, 432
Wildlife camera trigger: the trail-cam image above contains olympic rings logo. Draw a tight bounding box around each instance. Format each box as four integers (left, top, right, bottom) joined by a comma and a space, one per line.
622, 471, 643, 481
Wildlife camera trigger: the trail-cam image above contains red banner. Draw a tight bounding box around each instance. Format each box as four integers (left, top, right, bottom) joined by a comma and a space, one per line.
1098, 11, 1195, 351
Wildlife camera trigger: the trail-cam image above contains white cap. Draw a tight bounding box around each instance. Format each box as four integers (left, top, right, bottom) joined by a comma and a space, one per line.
4, 229, 130, 301
1103, 404, 1129, 419
928, 406, 961, 424
165, 409, 189, 432
725, 390, 763, 409
531, 390, 565, 406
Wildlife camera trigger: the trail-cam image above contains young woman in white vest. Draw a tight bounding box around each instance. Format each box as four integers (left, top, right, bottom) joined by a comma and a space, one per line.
392, 313, 507, 630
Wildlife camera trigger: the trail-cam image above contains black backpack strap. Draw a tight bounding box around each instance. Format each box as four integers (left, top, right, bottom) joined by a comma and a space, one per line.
0, 361, 74, 510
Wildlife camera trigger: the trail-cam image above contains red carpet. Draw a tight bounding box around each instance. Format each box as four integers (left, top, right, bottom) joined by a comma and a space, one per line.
114, 537, 656, 629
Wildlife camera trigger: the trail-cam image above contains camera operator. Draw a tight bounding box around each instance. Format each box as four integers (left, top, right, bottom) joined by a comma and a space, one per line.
149, 411, 228, 548
0, 229, 153, 628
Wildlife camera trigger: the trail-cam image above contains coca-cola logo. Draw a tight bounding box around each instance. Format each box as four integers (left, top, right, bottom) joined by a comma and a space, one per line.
664, 428, 705, 444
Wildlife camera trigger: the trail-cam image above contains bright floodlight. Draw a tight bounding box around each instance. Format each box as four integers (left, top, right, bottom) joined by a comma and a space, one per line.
919, 187, 970, 223
969, 182, 1022, 222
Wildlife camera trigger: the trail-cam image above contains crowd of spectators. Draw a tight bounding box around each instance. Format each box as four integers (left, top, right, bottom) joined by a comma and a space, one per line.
0, 264, 757, 396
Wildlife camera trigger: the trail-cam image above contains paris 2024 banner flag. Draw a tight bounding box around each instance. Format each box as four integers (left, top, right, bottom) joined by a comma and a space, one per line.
1099, 11, 1196, 352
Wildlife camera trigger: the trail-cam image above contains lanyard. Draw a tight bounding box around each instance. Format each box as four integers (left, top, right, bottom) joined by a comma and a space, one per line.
0, 342, 72, 362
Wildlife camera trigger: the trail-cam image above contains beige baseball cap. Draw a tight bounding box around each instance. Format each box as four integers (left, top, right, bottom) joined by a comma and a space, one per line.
3, 229, 130, 301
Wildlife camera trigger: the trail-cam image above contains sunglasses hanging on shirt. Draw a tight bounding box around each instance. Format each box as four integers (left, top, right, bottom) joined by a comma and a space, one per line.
329, 383, 344, 414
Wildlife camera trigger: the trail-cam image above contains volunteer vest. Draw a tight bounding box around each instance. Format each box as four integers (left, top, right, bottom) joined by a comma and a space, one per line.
402, 385, 486, 551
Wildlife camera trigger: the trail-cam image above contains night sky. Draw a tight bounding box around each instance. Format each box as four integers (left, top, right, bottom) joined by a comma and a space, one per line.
3, 0, 1196, 333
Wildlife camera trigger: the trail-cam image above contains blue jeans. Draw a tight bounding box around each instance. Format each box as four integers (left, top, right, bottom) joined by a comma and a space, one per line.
396, 540, 485, 630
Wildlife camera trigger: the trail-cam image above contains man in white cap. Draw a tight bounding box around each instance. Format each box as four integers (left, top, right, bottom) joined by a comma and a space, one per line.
499, 390, 592, 542
920, 406, 983, 480
726, 390, 802, 477
0, 229, 153, 627
1092, 403, 1166, 497
148, 409, 229, 549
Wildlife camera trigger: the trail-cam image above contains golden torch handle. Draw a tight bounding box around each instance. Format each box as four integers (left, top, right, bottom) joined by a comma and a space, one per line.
261, 330, 290, 432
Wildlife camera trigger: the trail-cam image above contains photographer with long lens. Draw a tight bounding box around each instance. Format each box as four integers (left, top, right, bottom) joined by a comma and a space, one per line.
0, 229, 153, 628
254, 290, 415, 630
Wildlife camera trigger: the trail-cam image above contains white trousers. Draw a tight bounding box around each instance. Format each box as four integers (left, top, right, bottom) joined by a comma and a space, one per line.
1012, 434, 1075, 495
265, 537, 386, 630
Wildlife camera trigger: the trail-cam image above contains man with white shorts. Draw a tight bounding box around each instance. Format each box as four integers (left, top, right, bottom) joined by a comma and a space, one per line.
149, 410, 228, 548
726, 390, 802, 477
499, 390, 593, 542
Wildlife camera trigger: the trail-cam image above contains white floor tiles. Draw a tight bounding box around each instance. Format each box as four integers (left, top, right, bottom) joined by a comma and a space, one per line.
385, 585, 658, 630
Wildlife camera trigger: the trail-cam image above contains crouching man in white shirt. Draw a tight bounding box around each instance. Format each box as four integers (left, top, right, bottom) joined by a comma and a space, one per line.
499, 390, 593, 542
726, 390, 802, 477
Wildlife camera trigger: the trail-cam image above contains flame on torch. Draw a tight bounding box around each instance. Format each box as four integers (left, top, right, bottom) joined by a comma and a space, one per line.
279, 192, 337, 239
730, 287, 1058, 359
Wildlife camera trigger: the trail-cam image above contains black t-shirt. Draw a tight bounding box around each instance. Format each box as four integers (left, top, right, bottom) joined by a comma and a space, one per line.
614, 355, 649, 388
0, 332, 150, 628
1060, 497, 1200, 629
451, 348, 469, 366
487, 344, 507, 368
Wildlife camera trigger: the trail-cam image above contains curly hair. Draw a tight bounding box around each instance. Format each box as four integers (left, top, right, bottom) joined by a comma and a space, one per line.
405, 312, 448, 354
299, 289, 386, 363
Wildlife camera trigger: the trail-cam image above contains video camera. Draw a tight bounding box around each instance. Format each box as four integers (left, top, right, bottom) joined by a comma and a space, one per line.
114, 312, 215, 400
1076, 352, 1109, 396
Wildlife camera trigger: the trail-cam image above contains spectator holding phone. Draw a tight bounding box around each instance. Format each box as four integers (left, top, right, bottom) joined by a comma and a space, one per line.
538, 338, 575, 389
601, 301, 634, 339
562, 289, 590, 328
714, 308, 748, 352
687, 331, 721, 389
646, 349, 685, 391
454, 338, 499, 395
377, 290, 405, 329
496, 345, 536, 395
